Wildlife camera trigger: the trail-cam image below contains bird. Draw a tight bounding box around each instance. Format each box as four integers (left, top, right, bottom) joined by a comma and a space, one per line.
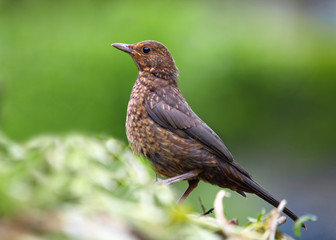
111, 40, 304, 227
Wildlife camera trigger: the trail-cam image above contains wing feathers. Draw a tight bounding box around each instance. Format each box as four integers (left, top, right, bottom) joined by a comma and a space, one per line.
146, 95, 252, 177
146, 98, 234, 162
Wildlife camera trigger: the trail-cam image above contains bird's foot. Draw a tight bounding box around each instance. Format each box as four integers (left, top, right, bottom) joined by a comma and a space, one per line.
159, 170, 201, 185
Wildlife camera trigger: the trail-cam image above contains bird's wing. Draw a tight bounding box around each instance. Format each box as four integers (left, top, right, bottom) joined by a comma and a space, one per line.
145, 96, 234, 163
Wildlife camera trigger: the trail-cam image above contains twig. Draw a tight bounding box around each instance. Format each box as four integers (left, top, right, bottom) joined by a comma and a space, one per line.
268, 200, 287, 240
198, 195, 206, 212
201, 208, 214, 216
277, 216, 287, 226
214, 190, 229, 236
199, 195, 214, 216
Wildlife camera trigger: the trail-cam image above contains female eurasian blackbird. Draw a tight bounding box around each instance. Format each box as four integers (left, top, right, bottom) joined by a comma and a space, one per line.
112, 40, 303, 227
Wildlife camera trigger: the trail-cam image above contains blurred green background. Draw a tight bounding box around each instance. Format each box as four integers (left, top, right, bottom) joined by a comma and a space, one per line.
1, 0, 335, 238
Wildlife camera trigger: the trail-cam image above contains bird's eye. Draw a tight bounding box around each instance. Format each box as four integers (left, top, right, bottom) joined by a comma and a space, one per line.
142, 47, 150, 54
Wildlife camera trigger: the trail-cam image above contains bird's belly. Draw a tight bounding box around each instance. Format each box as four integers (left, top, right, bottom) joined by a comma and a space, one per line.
126, 107, 216, 178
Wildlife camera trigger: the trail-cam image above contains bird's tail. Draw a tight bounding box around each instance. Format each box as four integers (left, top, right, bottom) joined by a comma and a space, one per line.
243, 177, 306, 229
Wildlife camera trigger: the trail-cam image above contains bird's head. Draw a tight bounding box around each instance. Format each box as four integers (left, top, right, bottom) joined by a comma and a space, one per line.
112, 40, 179, 81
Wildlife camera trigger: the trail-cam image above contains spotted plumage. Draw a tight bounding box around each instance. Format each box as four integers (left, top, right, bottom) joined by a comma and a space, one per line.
112, 40, 304, 227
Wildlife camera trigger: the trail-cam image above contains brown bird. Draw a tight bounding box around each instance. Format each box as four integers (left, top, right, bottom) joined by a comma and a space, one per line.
112, 40, 304, 227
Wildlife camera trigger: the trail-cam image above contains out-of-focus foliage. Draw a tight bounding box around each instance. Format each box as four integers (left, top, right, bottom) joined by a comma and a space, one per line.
0, 133, 308, 240
294, 215, 317, 240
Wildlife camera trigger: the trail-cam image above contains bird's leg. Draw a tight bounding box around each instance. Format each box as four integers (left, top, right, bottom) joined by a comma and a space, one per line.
178, 179, 200, 203
161, 169, 201, 185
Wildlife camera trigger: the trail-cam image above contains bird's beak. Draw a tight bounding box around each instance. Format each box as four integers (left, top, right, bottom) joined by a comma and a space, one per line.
111, 43, 134, 54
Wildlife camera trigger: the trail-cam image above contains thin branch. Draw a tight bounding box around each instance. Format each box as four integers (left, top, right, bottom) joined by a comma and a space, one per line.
214, 190, 229, 236
268, 200, 287, 240
199, 195, 214, 216
198, 195, 206, 212
201, 208, 214, 216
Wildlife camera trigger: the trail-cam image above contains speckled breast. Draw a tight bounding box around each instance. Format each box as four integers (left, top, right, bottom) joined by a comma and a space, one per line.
126, 98, 216, 178
126, 98, 156, 156
126, 75, 219, 178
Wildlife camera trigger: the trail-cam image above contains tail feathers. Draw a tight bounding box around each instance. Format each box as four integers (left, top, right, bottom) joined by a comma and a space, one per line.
244, 178, 306, 229
236, 189, 247, 197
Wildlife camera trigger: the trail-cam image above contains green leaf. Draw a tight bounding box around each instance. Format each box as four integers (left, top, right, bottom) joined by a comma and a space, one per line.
294, 214, 317, 239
